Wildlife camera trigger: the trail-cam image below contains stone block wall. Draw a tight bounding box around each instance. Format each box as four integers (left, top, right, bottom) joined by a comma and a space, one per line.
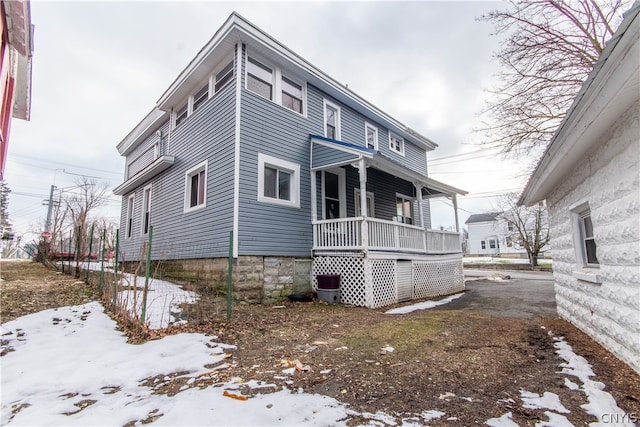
125, 255, 312, 304
546, 102, 640, 373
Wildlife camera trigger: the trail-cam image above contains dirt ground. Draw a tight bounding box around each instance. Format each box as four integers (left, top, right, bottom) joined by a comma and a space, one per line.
1, 260, 639, 426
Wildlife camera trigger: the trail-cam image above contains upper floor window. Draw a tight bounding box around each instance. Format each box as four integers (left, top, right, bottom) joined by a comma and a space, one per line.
126, 195, 135, 239
389, 132, 405, 155
246, 55, 306, 115
257, 153, 300, 208
215, 60, 234, 93
192, 84, 209, 113
175, 103, 188, 127
141, 185, 152, 235
282, 76, 303, 114
324, 100, 341, 140
247, 57, 273, 100
507, 221, 514, 232
365, 123, 378, 150
184, 161, 207, 212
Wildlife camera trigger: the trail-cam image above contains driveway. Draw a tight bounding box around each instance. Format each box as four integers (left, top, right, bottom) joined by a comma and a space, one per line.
440, 269, 557, 319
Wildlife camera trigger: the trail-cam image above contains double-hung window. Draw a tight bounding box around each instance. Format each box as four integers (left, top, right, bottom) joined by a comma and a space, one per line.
365, 123, 378, 150
324, 100, 341, 140
389, 132, 405, 155
282, 76, 303, 114
395, 193, 414, 224
184, 161, 207, 212
214, 60, 234, 93
580, 210, 598, 266
247, 57, 273, 100
126, 195, 135, 238
192, 84, 209, 113
481, 240, 486, 250
141, 185, 152, 235
175, 103, 188, 127
257, 153, 300, 208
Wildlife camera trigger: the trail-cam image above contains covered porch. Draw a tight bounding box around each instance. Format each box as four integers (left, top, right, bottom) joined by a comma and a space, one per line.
309, 135, 467, 308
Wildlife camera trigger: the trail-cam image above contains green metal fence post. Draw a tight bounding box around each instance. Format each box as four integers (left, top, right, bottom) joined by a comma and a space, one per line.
227, 231, 233, 321
85, 224, 94, 283
113, 229, 119, 311
141, 226, 153, 325
99, 229, 106, 293
60, 233, 64, 274
68, 230, 72, 276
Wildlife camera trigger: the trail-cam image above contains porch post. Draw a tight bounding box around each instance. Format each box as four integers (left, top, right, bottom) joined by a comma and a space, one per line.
358, 157, 368, 252
310, 169, 317, 249
414, 183, 427, 252
452, 194, 460, 233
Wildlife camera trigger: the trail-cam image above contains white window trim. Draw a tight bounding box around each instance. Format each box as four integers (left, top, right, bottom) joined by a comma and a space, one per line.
569, 201, 602, 284
321, 168, 346, 219
245, 54, 307, 117
257, 153, 300, 208
213, 56, 234, 94
184, 160, 208, 213
125, 194, 135, 239
365, 122, 378, 150
354, 189, 375, 217
323, 99, 341, 140
140, 184, 152, 236
395, 192, 414, 223
389, 131, 405, 156
173, 104, 188, 129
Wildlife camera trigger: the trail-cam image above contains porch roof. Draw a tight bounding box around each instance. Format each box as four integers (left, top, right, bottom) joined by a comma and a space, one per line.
310, 134, 466, 198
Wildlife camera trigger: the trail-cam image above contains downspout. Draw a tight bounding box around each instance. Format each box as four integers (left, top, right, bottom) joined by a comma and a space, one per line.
232, 42, 242, 258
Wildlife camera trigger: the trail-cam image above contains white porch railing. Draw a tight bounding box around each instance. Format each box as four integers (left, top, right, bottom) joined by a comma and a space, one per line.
313, 217, 461, 254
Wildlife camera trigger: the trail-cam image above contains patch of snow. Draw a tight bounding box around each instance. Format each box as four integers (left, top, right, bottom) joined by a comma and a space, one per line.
535, 411, 575, 427
564, 378, 580, 391
486, 412, 518, 427
385, 293, 464, 314
553, 336, 633, 426
381, 345, 394, 353
421, 410, 446, 421
520, 390, 570, 413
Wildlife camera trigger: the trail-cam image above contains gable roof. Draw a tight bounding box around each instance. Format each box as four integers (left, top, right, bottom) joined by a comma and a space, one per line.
118, 12, 439, 156
465, 212, 502, 224
519, 2, 640, 206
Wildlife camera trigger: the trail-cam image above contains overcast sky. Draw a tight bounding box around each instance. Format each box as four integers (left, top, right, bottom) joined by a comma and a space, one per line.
5, 0, 536, 243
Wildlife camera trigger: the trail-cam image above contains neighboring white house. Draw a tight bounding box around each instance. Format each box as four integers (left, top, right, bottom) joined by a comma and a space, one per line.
465, 212, 529, 257
519, 3, 639, 373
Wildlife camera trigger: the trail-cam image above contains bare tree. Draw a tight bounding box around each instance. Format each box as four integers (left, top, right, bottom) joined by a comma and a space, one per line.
497, 192, 551, 267
65, 177, 109, 275
478, 0, 631, 155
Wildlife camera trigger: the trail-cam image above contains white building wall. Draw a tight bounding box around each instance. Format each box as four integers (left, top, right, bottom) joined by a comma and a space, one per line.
467, 222, 500, 255
546, 102, 640, 373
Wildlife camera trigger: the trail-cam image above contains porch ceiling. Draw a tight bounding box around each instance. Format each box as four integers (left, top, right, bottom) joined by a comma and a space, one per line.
310, 134, 466, 198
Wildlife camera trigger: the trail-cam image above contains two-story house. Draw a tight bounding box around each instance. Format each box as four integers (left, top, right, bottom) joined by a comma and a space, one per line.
465, 212, 534, 258
114, 12, 466, 308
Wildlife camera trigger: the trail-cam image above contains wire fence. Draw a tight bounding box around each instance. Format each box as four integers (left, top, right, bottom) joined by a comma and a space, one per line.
49, 226, 234, 331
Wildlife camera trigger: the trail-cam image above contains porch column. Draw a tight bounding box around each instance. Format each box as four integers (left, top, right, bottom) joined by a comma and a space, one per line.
414, 182, 427, 252
452, 194, 460, 233
358, 158, 368, 252
310, 170, 317, 249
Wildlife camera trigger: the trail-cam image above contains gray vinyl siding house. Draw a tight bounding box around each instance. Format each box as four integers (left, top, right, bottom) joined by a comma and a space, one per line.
114, 12, 466, 307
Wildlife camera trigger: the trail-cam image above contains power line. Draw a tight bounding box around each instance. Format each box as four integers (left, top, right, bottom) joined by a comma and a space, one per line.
9, 153, 122, 175
428, 147, 498, 162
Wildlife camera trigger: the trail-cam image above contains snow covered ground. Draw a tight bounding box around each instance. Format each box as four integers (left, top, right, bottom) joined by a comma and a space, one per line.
1, 297, 632, 426
463, 256, 553, 265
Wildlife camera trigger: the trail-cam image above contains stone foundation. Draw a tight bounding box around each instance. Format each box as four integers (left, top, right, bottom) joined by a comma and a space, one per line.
123, 256, 311, 304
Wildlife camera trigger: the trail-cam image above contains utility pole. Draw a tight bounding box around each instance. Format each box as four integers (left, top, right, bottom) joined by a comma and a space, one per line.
44, 185, 56, 233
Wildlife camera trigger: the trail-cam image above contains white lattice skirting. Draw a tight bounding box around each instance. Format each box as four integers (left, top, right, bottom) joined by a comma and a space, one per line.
313, 255, 465, 308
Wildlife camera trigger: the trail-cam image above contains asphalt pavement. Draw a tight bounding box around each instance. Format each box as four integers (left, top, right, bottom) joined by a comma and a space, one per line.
440, 269, 558, 319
